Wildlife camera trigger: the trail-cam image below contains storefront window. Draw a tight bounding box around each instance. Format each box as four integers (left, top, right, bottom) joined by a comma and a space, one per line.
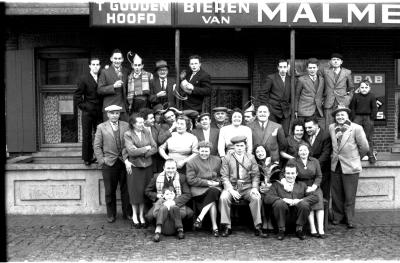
40, 58, 87, 85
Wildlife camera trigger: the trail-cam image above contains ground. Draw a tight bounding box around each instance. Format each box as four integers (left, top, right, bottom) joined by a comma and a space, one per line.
7, 210, 400, 261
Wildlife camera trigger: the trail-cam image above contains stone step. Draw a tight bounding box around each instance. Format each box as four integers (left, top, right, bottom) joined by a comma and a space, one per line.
391, 144, 400, 153
32, 151, 81, 158
31, 157, 83, 164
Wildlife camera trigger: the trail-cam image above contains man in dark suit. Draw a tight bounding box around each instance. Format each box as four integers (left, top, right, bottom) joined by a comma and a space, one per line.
93, 105, 132, 223
210, 106, 230, 129
98, 49, 130, 122
192, 112, 220, 156
258, 59, 294, 136
247, 105, 287, 164
149, 60, 176, 109
304, 116, 332, 201
74, 57, 102, 165
180, 55, 211, 112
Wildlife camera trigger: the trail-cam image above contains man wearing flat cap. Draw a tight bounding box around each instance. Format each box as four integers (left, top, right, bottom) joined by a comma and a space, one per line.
323, 53, 355, 131
219, 135, 263, 237
329, 104, 368, 229
192, 112, 220, 156
94, 105, 133, 223
211, 106, 230, 129
149, 60, 176, 109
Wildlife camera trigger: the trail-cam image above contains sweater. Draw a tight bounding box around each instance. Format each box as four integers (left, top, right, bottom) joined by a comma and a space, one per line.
350, 92, 377, 119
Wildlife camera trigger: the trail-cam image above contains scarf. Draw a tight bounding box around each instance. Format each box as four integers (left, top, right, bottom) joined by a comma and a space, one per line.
156, 171, 182, 197
334, 120, 351, 146
280, 178, 295, 192
127, 70, 151, 105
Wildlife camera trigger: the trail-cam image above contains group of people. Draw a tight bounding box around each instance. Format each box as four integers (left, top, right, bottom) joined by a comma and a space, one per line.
74, 49, 374, 242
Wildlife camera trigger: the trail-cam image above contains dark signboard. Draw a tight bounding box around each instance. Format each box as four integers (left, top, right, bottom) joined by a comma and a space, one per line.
90, 2, 172, 26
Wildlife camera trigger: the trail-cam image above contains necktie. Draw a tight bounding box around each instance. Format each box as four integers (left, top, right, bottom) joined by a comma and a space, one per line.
161, 79, 165, 90
261, 122, 265, 131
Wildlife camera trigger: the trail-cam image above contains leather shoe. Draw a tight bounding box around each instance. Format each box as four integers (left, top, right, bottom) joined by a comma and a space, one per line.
140, 222, 148, 229
153, 232, 161, 242
347, 223, 356, 229
84, 161, 92, 166
106, 216, 116, 223
212, 229, 219, 237
296, 230, 306, 240
131, 222, 140, 229
261, 229, 269, 238
311, 233, 319, 238
331, 220, 340, 225
177, 229, 185, 240
221, 227, 232, 237
277, 230, 285, 241
254, 227, 262, 237
318, 234, 326, 239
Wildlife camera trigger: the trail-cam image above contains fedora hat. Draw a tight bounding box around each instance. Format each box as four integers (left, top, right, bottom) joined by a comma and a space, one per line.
155, 60, 169, 71
331, 104, 351, 117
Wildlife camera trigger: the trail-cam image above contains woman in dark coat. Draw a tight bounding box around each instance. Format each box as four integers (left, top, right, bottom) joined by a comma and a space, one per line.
280, 119, 307, 162
124, 113, 158, 228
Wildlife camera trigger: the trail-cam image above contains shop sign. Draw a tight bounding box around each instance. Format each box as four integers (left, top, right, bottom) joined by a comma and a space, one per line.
353, 73, 386, 120
177, 2, 400, 27
90, 1, 172, 26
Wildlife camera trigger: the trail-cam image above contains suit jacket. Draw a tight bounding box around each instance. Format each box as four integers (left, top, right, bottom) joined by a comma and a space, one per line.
220, 151, 260, 191
295, 74, 325, 117
145, 172, 192, 207
149, 76, 176, 108
93, 121, 129, 166
329, 122, 369, 174
259, 73, 294, 118
97, 65, 130, 112
191, 127, 220, 156
74, 72, 101, 113
305, 128, 332, 171
182, 68, 212, 112
247, 120, 286, 162
124, 128, 158, 168
264, 181, 318, 206
323, 67, 354, 109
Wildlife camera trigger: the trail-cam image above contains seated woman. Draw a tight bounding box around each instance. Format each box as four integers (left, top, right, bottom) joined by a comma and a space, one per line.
159, 115, 198, 174
218, 108, 252, 157
124, 113, 158, 228
280, 119, 307, 162
186, 141, 222, 237
288, 142, 326, 238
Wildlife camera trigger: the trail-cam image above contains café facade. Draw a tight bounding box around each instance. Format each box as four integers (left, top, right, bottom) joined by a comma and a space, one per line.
5, 1, 400, 214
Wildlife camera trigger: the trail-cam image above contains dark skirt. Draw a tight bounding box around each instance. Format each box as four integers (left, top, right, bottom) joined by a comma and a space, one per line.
127, 166, 153, 205
193, 187, 221, 211
311, 188, 324, 211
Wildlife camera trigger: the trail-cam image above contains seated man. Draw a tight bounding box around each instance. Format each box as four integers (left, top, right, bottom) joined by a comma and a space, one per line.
219, 135, 263, 237
145, 159, 193, 242
264, 164, 318, 241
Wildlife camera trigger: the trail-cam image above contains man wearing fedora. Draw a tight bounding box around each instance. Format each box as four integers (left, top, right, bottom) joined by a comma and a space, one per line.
150, 60, 176, 109
323, 53, 355, 131
329, 104, 368, 229
192, 112, 220, 156
93, 105, 132, 223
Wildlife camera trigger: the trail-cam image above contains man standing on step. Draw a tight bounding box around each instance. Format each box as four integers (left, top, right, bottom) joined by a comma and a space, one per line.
94, 105, 132, 223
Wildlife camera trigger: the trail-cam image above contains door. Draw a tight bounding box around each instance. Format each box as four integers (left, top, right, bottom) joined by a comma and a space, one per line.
204, 83, 250, 112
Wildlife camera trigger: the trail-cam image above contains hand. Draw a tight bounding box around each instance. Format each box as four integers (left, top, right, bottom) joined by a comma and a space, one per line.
169, 122, 177, 132
295, 112, 298, 118
176, 160, 185, 169
292, 199, 302, 206
113, 80, 123, 88
124, 159, 133, 175
179, 70, 187, 80
282, 198, 292, 205
229, 189, 241, 201
271, 128, 278, 137
306, 184, 317, 193
145, 145, 152, 151
157, 90, 166, 97
250, 188, 261, 199
156, 193, 163, 199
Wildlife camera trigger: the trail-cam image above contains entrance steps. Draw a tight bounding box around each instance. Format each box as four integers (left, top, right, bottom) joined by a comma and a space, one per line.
31, 150, 83, 164
391, 142, 400, 153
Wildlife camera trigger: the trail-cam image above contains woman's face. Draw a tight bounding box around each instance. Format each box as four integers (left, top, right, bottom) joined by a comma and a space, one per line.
293, 125, 304, 140
133, 117, 144, 131
231, 112, 243, 126
176, 119, 187, 133
199, 147, 211, 160
298, 144, 309, 159
255, 146, 267, 160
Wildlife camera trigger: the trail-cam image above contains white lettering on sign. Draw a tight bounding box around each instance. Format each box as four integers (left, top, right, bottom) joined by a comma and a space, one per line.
183, 2, 250, 14
202, 15, 230, 24
108, 2, 168, 12
322, 3, 342, 23
258, 3, 287, 22
293, 3, 317, 23
354, 75, 384, 84
382, 4, 400, 23
348, 4, 375, 23
107, 13, 156, 24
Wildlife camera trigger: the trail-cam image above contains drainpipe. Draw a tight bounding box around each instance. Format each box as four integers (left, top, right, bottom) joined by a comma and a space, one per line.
290, 29, 296, 123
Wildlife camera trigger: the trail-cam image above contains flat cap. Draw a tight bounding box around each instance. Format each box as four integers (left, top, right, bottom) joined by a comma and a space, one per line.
231, 135, 247, 144
104, 105, 122, 112
212, 106, 228, 113
331, 53, 343, 60
153, 104, 164, 113
198, 112, 211, 121
182, 109, 199, 119
155, 60, 169, 71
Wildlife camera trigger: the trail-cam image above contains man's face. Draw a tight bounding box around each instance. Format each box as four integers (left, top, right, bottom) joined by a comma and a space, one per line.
256, 106, 269, 122
199, 147, 211, 160
284, 167, 297, 183
89, 59, 100, 75
214, 111, 227, 123
107, 110, 120, 123
163, 110, 176, 125
359, 83, 371, 95
110, 53, 123, 69
305, 121, 318, 136
132, 58, 144, 74
200, 116, 211, 129
277, 61, 288, 76
234, 142, 246, 155
189, 58, 201, 73
331, 58, 343, 68
244, 111, 255, 124
157, 67, 168, 78
307, 63, 318, 76
164, 161, 177, 176
335, 111, 349, 125
145, 113, 155, 127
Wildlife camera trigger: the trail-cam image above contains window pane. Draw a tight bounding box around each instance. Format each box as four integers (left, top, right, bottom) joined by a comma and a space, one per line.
40, 58, 88, 85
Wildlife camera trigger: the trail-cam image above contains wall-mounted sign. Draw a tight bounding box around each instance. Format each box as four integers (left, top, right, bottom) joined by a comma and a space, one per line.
90, 1, 172, 26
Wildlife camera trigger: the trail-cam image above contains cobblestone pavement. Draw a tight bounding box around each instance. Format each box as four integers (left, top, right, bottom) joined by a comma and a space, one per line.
7, 210, 400, 261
